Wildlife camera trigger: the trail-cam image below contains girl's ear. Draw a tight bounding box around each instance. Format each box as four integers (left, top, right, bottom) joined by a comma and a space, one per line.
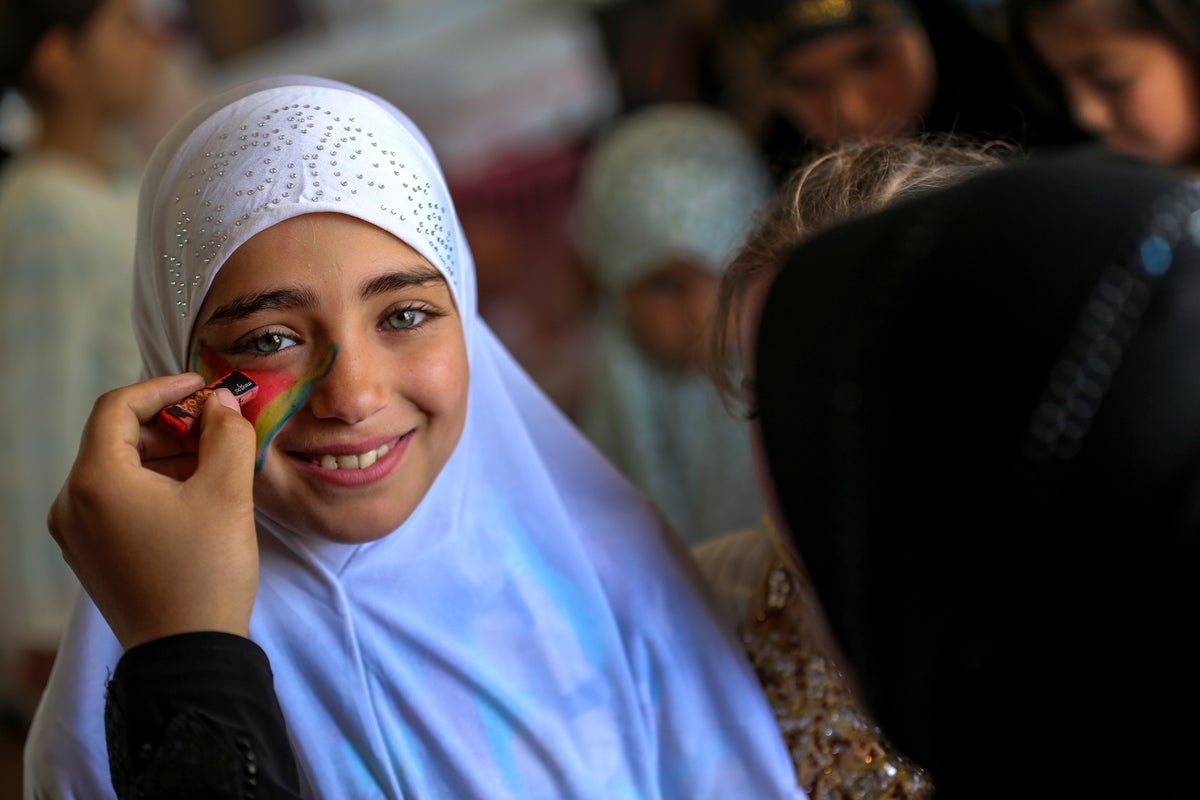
27, 27, 77, 101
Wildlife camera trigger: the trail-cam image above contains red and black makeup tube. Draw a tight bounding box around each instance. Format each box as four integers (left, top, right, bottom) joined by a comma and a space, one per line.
157, 370, 259, 438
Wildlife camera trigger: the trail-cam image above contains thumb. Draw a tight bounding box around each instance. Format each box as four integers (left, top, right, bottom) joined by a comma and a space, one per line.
192, 389, 258, 504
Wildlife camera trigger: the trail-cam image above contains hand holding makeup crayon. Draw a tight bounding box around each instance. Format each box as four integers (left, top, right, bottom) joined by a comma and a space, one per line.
47, 374, 260, 650
157, 370, 259, 438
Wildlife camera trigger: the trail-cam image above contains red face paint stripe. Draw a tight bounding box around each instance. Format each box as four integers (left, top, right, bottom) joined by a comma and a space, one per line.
188, 341, 339, 472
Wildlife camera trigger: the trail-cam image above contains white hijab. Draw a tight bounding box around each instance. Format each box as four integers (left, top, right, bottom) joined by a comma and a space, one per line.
26, 76, 801, 799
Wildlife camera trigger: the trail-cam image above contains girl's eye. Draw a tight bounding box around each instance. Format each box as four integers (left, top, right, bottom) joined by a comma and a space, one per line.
1091, 72, 1132, 96
385, 306, 429, 331
781, 74, 826, 96
644, 274, 688, 299
851, 42, 888, 71
235, 329, 298, 355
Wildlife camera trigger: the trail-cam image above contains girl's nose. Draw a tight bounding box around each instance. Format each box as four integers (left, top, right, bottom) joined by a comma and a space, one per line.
687, 279, 718, 332
831, 83, 876, 139
305, 337, 389, 424
1067, 83, 1114, 137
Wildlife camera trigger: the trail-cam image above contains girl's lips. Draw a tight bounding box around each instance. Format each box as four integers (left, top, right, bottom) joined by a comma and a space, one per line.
289, 435, 408, 487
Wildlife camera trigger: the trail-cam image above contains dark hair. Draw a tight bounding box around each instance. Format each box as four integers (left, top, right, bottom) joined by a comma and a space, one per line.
1007, 0, 1200, 116
0, 0, 104, 97
706, 134, 1015, 412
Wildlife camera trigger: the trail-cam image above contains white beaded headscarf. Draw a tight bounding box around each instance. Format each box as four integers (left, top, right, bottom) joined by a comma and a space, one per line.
28, 76, 802, 799
577, 103, 771, 294
133, 74, 474, 378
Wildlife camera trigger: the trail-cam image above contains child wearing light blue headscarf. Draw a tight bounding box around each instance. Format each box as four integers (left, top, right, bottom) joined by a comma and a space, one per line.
575, 104, 773, 546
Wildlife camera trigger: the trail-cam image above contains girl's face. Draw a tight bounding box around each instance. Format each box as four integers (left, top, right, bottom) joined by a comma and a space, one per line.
1028, 6, 1200, 168
772, 25, 936, 147
623, 258, 718, 372
190, 213, 469, 544
68, 0, 167, 120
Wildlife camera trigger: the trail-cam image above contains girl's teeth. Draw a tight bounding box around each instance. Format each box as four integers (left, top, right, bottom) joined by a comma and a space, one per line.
315, 443, 389, 470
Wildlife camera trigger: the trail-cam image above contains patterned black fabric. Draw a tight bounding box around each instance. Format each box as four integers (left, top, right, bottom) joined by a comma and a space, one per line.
105, 632, 301, 800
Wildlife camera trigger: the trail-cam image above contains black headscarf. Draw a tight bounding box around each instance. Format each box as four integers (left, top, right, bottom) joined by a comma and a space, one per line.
755, 146, 1200, 797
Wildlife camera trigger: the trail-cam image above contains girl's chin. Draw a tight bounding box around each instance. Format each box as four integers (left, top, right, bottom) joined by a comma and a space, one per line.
294, 520, 399, 545
257, 501, 410, 544
315, 528, 396, 545
308, 505, 411, 542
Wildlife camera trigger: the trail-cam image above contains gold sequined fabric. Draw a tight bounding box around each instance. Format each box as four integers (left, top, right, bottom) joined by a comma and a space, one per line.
741, 557, 934, 799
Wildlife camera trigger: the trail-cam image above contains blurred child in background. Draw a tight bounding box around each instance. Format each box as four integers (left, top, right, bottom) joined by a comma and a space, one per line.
0, 0, 168, 721
696, 134, 1010, 797
1007, 0, 1200, 174
574, 103, 771, 546
718, 0, 1082, 182
754, 144, 1200, 798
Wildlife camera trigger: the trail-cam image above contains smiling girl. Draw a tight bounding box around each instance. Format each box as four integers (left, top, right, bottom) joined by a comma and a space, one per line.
24, 76, 802, 799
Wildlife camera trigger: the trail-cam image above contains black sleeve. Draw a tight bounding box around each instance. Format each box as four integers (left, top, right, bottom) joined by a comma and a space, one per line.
105, 631, 302, 800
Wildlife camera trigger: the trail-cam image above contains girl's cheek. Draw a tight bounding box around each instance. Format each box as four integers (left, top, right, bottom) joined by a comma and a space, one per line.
190, 342, 319, 425
245, 347, 337, 472
189, 342, 328, 472
190, 341, 228, 385
238, 369, 304, 426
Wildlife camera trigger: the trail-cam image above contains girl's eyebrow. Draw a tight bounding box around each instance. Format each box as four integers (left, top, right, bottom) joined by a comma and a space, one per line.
1078, 52, 1118, 72
360, 264, 446, 299
201, 264, 447, 328
202, 287, 319, 327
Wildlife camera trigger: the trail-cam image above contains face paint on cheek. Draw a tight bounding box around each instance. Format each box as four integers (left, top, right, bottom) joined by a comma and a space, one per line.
191, 342, 339, 473
190, 339, 226, 385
